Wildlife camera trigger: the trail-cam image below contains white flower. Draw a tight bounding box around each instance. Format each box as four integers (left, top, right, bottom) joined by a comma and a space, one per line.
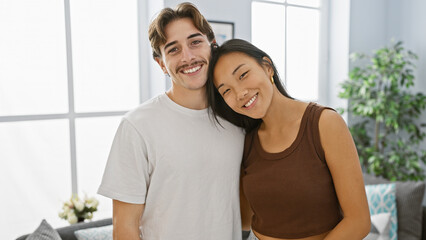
87, 198, 99, 209
67, 211, 78, 224
84, 212, 93, 220
62, 205, 70, 213
74, 200, 85, 212
65, 200, 73, 208
71, 196, 85, 212
60, 194, 98, 224
71, 196, 79, 205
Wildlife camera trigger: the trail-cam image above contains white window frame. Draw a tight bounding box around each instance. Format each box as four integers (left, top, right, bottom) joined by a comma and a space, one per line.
251, 0, 329, 105
0, 0, 164, 194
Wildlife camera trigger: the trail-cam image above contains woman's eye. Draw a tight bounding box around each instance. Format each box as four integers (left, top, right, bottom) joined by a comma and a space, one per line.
239, 71, 249, 80
222, 89, 230, 96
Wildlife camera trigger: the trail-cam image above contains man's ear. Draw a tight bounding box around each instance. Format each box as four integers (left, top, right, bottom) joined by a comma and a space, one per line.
211, 39, 218, 47
155, 57, 168, 74
262, 56, 274, 76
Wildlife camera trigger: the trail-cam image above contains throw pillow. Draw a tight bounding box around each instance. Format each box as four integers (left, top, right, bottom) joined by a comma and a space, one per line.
364, 173, 425, 240
74, 225, 112, 240
25, 219, 62, 240
365, 183, 397, 240
364, 212, 391, 240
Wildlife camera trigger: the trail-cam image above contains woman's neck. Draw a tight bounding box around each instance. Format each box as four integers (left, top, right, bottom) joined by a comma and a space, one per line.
260, 89, 304, 133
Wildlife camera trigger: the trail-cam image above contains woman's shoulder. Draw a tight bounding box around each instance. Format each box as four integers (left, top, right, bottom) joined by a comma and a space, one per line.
317, 105, 348, 136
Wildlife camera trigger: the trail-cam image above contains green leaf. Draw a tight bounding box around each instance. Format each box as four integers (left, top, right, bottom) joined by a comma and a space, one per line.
339, 40, 426, 181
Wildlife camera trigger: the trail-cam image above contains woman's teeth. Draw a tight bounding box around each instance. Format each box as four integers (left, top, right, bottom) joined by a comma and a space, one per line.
183, 65, 201, 74
245, 94, 257, 107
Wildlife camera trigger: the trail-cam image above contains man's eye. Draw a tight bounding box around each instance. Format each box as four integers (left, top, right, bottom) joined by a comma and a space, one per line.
192, 40, 202, 45
168, 47, 178, 54
239, 71, 249, 80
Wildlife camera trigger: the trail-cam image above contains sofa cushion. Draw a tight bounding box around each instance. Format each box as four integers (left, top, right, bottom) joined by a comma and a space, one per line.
365, 183, 397, 240
74, 225, 112, 240
55, 219, 112, 240
364, 174, 425, 240
364, 212, 392, 240
25, 219, 61, 240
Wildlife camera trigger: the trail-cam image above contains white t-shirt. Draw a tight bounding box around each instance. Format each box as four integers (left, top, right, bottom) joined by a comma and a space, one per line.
98, 94, 245, 240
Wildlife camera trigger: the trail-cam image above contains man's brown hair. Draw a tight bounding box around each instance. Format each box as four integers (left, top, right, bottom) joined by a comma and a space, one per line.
148, 2, 215, 59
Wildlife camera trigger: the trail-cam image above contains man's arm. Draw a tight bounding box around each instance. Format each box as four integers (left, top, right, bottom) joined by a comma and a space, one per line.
113, 200, 145, 240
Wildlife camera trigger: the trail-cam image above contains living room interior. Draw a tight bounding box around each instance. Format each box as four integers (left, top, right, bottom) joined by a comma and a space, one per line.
2, 0, 426, 239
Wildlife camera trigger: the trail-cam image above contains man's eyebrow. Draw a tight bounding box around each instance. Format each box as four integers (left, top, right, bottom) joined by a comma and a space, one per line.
232, 64, 245, 75
164, 40, 177, 52
188, 33, 203, 39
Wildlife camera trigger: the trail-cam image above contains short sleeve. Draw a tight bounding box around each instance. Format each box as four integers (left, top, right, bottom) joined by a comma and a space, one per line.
97, 118, 150, 204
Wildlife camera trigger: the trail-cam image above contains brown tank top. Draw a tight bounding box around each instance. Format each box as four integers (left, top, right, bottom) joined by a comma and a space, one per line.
242, 102, 343, 238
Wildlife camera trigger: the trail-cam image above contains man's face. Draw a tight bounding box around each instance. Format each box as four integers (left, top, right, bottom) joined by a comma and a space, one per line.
156, 18, 211, 92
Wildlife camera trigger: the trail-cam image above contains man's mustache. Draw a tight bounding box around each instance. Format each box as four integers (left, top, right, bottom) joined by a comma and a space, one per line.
175, 60, 207, 74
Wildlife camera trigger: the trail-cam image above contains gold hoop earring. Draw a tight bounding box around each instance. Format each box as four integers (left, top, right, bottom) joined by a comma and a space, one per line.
270, 76, 274, 85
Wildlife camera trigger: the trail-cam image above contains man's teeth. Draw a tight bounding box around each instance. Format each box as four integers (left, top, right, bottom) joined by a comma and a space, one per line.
183, 66, 201, 74
245, 94, 257, 107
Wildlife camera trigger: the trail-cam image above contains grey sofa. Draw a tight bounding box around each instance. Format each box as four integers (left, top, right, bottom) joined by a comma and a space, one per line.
16, 218, 112, 240
423, 207, 426, 240
15, 213, 426, 240
15, 218, 250, 240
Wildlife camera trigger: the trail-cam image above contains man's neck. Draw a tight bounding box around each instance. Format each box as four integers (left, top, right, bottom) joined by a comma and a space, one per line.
166, 87, 207, 110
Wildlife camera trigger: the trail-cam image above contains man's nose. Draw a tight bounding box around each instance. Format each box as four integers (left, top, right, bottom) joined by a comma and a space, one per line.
181, 46, 195, 62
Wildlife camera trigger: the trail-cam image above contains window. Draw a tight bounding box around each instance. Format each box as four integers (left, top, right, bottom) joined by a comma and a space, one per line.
0, 0, 152, 238
252, 0, 327, 102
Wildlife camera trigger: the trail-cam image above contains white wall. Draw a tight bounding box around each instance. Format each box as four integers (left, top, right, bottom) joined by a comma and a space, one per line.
387, 0, 426, 91
349, 0, 426, 93
164, 0, 252, 41
349, 0, 388, 54
327, 0, 350, 112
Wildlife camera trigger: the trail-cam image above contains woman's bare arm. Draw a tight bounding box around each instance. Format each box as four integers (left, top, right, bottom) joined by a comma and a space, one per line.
319, 110, 371, 240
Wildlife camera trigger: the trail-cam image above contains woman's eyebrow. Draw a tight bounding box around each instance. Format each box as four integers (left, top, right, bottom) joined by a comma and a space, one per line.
232, 64, 245, 75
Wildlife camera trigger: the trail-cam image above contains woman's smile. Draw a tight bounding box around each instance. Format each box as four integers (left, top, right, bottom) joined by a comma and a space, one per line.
243, 93, 258, 109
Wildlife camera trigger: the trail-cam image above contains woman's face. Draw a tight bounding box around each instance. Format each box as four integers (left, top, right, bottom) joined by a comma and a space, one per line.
213, 52, 274, 119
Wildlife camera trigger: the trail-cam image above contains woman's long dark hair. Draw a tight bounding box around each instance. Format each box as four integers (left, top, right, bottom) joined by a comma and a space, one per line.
207, 39, 292, 133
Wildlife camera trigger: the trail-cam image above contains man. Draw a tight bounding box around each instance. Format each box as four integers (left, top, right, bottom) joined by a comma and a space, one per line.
98, 3, 244, 240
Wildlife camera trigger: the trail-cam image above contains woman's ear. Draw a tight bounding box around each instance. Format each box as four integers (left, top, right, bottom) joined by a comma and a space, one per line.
262, 56, 274, 76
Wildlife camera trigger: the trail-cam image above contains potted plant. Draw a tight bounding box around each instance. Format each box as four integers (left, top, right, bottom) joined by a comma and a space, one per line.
339, 41, 426, 181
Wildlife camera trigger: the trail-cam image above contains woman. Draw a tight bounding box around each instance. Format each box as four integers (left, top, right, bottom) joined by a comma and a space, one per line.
206, 39, 371, 240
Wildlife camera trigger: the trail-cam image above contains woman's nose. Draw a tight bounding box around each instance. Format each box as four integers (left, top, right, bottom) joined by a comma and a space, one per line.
237, 89, 249, 101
